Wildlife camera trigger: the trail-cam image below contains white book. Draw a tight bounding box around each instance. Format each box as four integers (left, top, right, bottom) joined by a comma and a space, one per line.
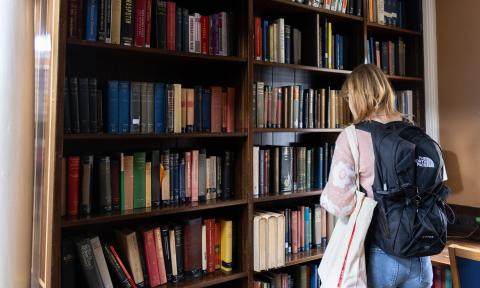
378, 0, 385, 24
253, 146, 259, 197
275, 18, 285, 64
169, 229, 178, 276
253, 214, 262, 271
90, 236, 114, 288
253, 213, 268, 271
202, 224, 207, 271
188, 15, 195, 53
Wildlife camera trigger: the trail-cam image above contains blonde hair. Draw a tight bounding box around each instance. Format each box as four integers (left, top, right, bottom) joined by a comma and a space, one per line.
341, 64, 402, 124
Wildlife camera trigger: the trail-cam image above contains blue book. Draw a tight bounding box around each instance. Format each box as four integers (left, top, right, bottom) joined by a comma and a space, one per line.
262, 20, 269, 61
310, 264, 318, 288
335, 34, 340, 69
85, 0, 98, 41
194, 86, 203, 132
202, 88, 211, 132
154, 83, 165, 133
118, 81, 130, 133
107, 81, 119, 133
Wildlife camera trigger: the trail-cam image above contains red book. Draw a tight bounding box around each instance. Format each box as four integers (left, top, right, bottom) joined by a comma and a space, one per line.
109, 245, 137, 287
166, 1, 176, 51
191, 150, 199, 202
142, 229, 161, 287
145, 0, 152, 48
183, 218, 202, 277
200, 15, 209, 54
210, 86, 222, 133
300, 206, 305, 251
254, 17, 261, 60
67, 156, 80, 216
221, 88, 228, 132
292, 211, 298, 254
204, 218, 216, 272
226, 87, 235, 133
134, 0, 147, 47
214, 221, 221, 270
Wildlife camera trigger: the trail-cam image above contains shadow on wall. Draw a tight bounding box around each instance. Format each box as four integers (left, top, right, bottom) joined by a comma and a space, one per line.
444, 150, 463, 194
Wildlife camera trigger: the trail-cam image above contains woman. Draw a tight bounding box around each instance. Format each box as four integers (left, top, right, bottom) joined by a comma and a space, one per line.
320, 64, 433, 287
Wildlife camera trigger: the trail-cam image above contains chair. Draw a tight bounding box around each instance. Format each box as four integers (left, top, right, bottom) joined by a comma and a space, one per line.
448, 244, 480, 288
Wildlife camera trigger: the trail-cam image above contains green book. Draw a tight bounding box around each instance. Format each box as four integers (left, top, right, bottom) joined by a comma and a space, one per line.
133, 152, 146, 208
120, 153, 125, 210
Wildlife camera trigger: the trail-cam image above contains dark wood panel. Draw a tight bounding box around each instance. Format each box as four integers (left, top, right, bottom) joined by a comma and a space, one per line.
367, 22, 422, 36
157, 270, 247, 288
253, 60, 351, 75
64, 132, 248, 140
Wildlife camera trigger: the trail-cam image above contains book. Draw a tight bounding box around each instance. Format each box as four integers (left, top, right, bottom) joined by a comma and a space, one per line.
123, 155, 134, 210
121, 0, 134, 45
153, 227, 168, 284
133, 152, 146, 208
160, 225, 173, 282
109, 245, 137, 287
90, 236, 113, 288
67, 156, 80, 216
115, 230, 144, 287
130, 82, 141, 133
134, 0, 147, 47
142, 228, 161, 287
111, 0, 122, 44
98, 156, 112, 212
220, 219, 233, 272
151, 150, 161, 206
61, 239, 77, 287
145, 161, 151, 207
183, 218, 202, 278
75, 237, 103, 288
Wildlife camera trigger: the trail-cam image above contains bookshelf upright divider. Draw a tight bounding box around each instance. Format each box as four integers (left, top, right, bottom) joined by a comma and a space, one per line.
52, 0, 424, 287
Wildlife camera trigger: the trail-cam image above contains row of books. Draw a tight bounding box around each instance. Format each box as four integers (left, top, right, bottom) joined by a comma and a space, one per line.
61, 217, 233, 288
295, 0, 362, 16
253, 205, 334, 271
68, 0, 234, 56
254, 263, 321, 288
253, 144, 334, 197
314, 16, 348, 70
254, 17, 302, 64
64, 77, 236, 134
63, 149, 234, 217
253, 83, 351, 129
367, 36, 406, 76
395, 90, 413, 121
367, 0, 407, 28
433, 266, 452, 288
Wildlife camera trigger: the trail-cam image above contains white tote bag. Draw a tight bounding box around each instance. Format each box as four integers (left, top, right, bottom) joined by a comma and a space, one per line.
318, 125, 377, 288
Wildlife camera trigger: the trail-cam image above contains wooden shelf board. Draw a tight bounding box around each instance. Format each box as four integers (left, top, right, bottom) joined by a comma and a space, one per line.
367, 22, 422, 36
387, 75, 423, 82
255, 0, 364, 22
253, 60, 351, 75
62, 199, 247, 228
64, 132, 248, 141
253, 190, 322, 203
254, 128, 343, 133
284, 248, 324, 267
158, 270, 247, 288
67, 39, 248, 64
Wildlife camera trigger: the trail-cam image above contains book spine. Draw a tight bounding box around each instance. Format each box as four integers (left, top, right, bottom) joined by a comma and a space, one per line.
142, 229, 161, 287
90, 236, 114, 288
67, 156, 80, 216
154, 83, 165, 133
133, 152, 146, 208
254, 17, 261, 60
109, 245, 137, 287
161, 149, 170, 204
64, 79, 72, 134
85, 0, 98, 41
220, 220, 233, 272
191, 150, 199, 202
262, 20, 269, 61
198, 149, 206, 201
145, 0, 152, 47
175, 7, 182, 51
145, 161, 152, 207
166, 2, 176, 50
160, 226, 173, 282
146, 82, 154, 133
155, 0, 167, 49
69, 78, 81, 133
99, 156, 112, 212
182, 8, 189, 52
151, 150, 161, 206
110, 159, 120, 210
102, 243, 132, 288
75, 238, 103, 288
118, 81, 130, 133
202, 88, 211, 132
130, 82, 141, 133
121, 0, 134, 46
174, 225, 184, 280
140, 82, 148, 133
153, 227, 168, 284
78, 78, 90, 133
201, 224, 207, 273
98, 0, 106, 41
107, 80, 119, 133
88, 78, 98, 133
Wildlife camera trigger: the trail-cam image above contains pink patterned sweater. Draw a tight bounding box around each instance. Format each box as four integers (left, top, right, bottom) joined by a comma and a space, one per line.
320, 128, 375, 217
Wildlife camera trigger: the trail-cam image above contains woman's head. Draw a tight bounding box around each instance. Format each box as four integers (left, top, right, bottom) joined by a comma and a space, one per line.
341, 64, 402, 123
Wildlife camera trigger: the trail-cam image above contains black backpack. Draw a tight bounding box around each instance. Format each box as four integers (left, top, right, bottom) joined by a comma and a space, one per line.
356, 121, 450, 258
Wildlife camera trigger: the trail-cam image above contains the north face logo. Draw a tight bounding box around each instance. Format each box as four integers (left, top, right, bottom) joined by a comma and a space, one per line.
416, 156, 435, 168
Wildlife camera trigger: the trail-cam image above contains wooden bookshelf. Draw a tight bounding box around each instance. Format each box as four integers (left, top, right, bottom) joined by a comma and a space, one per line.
253, 190, 322, 204
52, 0, 425, 287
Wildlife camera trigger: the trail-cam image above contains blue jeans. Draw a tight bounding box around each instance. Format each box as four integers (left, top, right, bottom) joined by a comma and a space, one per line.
367, 246, 433, 288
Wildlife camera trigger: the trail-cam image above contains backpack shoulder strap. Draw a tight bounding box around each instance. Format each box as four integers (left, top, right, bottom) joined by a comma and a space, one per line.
345, 125, 360, 190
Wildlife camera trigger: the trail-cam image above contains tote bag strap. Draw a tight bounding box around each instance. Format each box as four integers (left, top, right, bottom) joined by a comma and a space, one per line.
345, 125, 360, 191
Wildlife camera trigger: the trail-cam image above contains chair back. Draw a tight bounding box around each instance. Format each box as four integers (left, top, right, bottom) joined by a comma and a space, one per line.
448, 244, 480, 288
